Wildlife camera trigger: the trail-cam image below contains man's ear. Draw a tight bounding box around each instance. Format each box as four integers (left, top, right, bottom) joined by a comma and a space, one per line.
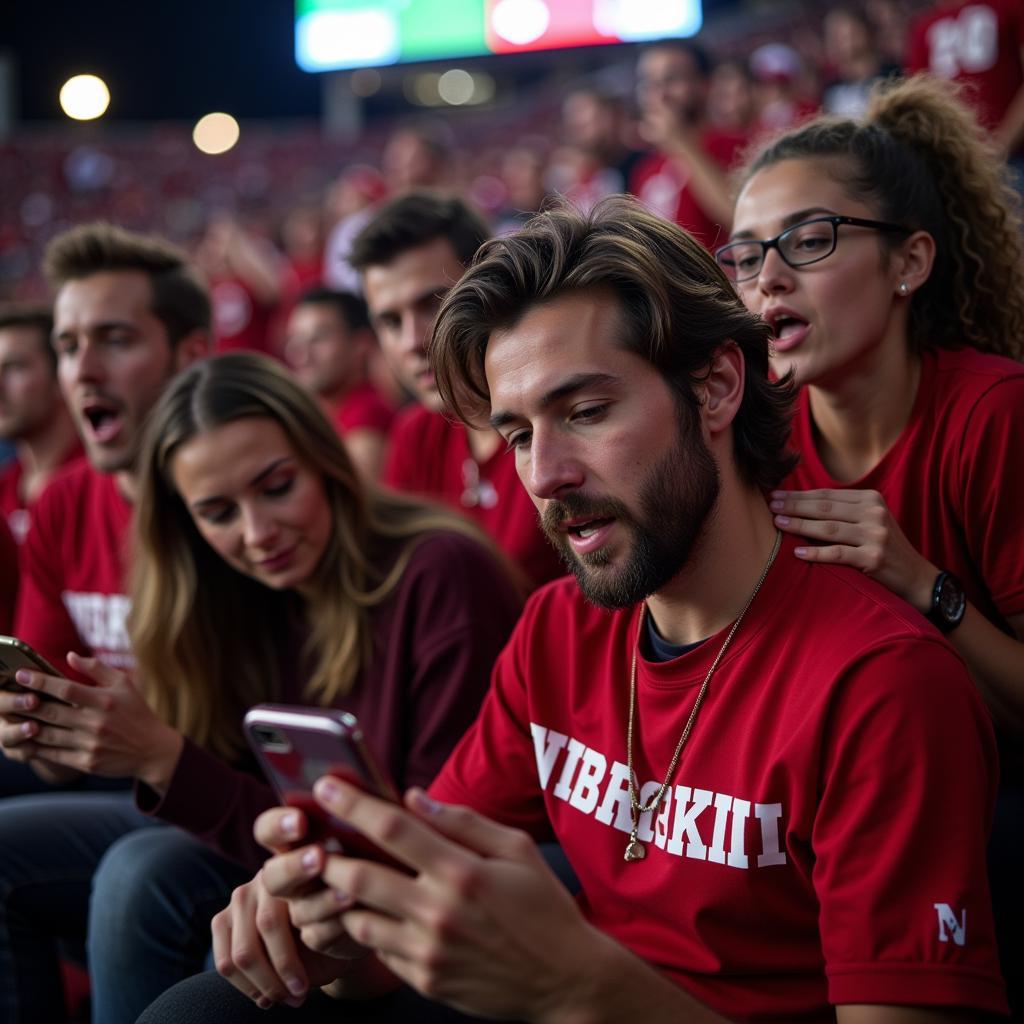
701, 341, 745, 437
172, 329, 211, 373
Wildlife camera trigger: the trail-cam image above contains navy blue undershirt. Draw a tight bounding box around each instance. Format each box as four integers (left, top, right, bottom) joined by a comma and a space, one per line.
644, 613, 707, 663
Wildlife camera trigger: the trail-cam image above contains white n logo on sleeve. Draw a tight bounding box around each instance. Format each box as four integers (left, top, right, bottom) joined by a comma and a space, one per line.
933, 903, 967, 947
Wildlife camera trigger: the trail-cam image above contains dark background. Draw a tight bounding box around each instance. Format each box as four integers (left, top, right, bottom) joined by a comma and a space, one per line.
4, 0, 743, 123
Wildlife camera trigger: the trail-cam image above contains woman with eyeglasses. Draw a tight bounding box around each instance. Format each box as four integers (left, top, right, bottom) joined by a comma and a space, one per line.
719, 72, 1024, 1012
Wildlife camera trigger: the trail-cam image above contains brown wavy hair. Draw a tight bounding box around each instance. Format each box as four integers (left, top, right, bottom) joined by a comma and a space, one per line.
129, 352, 509, 760
43, 222, 211, 347
739, 74, 1024, 360
431, 195, 796, 494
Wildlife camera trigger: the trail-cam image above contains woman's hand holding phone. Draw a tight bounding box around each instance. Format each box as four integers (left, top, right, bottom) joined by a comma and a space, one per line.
0, 652, 183, 789
212, 802, 376, 1009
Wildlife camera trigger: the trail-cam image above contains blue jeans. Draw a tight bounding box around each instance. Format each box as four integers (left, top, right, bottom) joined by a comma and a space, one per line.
88, 826, 251, 1024
0, 792, 148, 1023
0, 751, 131, 797
0, 792, 249, 1024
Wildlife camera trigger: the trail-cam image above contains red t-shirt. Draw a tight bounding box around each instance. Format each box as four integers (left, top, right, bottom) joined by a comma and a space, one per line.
14, 461, 133, 675
432, 539, 1006, 1020
0, 515, 17, 633
783, 347, 1024, 633
629, 128, 747, 250
0, 443, 84, 545
383, 405, 564, 589
331, 380, 395, 438
907, 0, 1024, 134
211, 276, 277, 357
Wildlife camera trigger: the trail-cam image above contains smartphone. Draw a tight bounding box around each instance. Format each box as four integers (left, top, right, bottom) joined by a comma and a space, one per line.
244, 704, 403, 865
0, 635, 66, 704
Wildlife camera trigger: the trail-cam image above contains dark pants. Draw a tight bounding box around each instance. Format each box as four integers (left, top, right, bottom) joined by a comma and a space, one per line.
137, 969, 513, 1024
0, 792, 249, 1024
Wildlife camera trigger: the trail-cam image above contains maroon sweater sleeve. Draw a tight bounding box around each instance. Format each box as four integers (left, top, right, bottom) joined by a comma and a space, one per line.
135, 739, 276, 869
136, 530, 522, 871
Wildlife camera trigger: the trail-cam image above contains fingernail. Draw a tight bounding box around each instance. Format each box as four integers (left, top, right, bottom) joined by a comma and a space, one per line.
314, 777, 340, 800
14, 671, 33, 687
301, 848, 319, 872
281, 812, 299, 838
412, 789, 441, 814
795, 547, 808, 556
284, 975, 306, 996
334, 888, 351, 904
769, 499, 784, 511
20, 722, 34, 736
256, 996, 272, 1009
771, 490, 787, 498
774, 515, 790, 526
15, 695, 35, 710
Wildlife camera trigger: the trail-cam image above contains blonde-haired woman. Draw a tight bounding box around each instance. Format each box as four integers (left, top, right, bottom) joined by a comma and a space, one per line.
0, 352, 522, 1024
719, 74, 1024, 1013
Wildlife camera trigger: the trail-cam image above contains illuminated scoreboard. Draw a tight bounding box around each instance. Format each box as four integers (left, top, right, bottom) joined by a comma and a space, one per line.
295, 0, 703, 72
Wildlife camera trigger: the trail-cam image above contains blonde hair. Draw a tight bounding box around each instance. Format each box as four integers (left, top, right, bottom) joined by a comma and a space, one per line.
129, 352, 511, 760
739, 74, 1024, 360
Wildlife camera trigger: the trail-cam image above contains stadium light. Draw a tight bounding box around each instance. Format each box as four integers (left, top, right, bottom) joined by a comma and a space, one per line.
59, 74, 110, 121
193, 113, 240, 155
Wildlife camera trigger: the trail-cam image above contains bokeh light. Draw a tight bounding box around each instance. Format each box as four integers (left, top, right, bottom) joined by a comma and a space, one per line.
193, 112, 240, 155
438, 69, 474, 106
59, 75, 111, 121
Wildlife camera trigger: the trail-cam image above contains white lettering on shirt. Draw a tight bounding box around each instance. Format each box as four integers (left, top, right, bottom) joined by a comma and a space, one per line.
531, 724, 787, 870
530, 725, 568, 790
62, 591, 131, 654
934, 904, 967, 947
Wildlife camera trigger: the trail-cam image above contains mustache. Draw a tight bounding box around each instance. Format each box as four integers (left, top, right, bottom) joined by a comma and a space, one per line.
539, 493, 633, 536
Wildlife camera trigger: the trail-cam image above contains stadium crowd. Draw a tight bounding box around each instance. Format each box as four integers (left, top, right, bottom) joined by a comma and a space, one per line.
1, 0, 1023, 1021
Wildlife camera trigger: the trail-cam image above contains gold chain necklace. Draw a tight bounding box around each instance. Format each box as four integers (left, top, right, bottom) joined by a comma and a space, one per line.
624, 530, 781, 863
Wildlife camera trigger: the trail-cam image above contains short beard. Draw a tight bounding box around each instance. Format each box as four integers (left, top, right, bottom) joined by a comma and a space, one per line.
540, 422, 720, 610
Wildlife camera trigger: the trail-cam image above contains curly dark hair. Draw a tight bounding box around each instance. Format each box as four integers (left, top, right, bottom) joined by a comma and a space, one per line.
739, 74, 1024, 360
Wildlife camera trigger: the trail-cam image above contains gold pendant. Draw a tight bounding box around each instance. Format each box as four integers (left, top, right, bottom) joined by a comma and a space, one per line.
624, 839, 646, 862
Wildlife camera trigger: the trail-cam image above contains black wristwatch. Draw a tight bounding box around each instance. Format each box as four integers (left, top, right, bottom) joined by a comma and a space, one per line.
925, 571, 966, 634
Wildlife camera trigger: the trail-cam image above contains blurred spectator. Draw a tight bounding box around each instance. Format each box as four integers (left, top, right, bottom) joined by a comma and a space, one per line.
866, 0, 912, 67
822, 6, 901, 116
561, 87, 645, 194
284, 287, 394, 480
321, 164, 387, 293
750, 42, 820, 132
630, 39, 746, 248
322, 118, 459, 298
494, 144, 552, 234
271, 200, 327, 353
380, 117, 457, 194
277, 201, 325, 303
0, 305, 81, 545
707, 59, 758, 133
907, 0, 1024, 161
194, 214, 282, 356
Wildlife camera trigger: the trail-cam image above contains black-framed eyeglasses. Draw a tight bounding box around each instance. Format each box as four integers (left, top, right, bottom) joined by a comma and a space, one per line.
715, 215, 909, 283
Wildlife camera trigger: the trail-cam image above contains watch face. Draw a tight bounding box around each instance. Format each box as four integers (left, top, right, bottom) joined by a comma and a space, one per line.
937, 575, 965, 623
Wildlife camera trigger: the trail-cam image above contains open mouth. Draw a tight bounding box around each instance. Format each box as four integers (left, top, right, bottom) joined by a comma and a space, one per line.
81, 401, 124, 443
769, 314, 807, 339
566, 517, 613, 539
